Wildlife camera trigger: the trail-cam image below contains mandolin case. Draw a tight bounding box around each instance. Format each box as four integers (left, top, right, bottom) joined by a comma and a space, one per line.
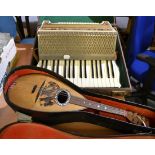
3, 65, 155, 138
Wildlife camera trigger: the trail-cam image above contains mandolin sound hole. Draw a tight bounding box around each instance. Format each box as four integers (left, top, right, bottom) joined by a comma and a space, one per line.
56, 90, 70, 106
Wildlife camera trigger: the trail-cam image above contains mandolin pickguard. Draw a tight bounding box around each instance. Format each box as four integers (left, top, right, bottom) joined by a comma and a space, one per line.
8, 73, 86, 112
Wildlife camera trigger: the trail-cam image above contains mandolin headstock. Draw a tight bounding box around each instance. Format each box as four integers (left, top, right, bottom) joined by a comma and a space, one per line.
126, 111, 149, 127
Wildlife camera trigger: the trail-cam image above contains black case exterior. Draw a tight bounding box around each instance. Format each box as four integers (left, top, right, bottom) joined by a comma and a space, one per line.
3, 66, 155, 136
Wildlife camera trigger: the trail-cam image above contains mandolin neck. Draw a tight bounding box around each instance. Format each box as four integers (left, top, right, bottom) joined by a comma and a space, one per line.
70, 95, 127, 117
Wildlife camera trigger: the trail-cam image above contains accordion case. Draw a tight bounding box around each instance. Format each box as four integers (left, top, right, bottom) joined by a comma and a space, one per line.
3, 66, 155, 138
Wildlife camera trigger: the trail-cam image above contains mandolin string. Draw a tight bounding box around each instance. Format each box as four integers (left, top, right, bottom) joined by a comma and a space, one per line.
56, 92, 146, 124
5, 78, 138, 110
7, 78, 148, 126
7, 80, 128, 113
6, 80, 136, 115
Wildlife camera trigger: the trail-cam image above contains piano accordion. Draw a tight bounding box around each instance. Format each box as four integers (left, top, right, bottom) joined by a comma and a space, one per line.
37, 21, 131, 96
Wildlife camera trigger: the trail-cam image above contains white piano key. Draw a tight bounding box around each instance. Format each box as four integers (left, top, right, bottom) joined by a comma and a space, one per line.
37, 60, 42, 67
112, 61, 121, 88
99, 60, 106, 87
47, 60, 51, 70
85, 60, 89, 87
66, 60, 69, 81
42, 60, 46, 68
108, 60, 115, 87
54, 60, 57, 72
59, 60, 64, 76
74, 60, 81, 87
51, 60, 54, 71
73, 60, 78, 86
81, 60, 86, 87
101, 60, 110, 87
86, 60, 94, 87
69, 60, 74, 83
84, 60, 89, 87
66, 60, 73, 83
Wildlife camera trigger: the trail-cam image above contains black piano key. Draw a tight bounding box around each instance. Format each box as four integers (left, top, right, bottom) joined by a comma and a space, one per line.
73, 60, 75, 78
99, 60, 103, 78
91, 60, 94, 78
41, 60, 44, 68
57, 60, 59, 74
68, 60, 71, 78
52, 60, 55, 71
80, 60, 82, 78
106, 60, 110, 78
45, 60, 48, 68
95, 60, 98, 78
64, 60, 66, 78
84, 60, 87, 78
111, 61, 115, 78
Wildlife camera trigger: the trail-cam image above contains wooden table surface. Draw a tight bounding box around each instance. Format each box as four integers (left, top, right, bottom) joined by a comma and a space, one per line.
10, 44, 33, 67
0, 44, 33, 129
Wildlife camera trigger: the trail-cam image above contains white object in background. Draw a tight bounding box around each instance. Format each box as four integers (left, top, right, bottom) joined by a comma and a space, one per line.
1, 38, 16, 62
0, 38, 16, 98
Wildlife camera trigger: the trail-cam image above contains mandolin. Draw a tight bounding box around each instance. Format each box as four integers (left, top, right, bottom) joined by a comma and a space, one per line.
5, 67, 150, 127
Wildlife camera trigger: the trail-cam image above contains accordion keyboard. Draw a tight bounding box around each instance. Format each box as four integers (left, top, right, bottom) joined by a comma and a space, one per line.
37, 60, 121, 88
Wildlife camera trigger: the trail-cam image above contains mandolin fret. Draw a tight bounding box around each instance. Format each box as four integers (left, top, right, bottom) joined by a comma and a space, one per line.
70, 96, 127, 117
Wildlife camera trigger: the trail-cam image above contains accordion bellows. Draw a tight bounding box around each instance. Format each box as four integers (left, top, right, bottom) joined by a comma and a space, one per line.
38, 21, 118, 60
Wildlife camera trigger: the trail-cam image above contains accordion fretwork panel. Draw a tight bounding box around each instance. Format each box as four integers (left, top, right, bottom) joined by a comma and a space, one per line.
38, 21, 118, 60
